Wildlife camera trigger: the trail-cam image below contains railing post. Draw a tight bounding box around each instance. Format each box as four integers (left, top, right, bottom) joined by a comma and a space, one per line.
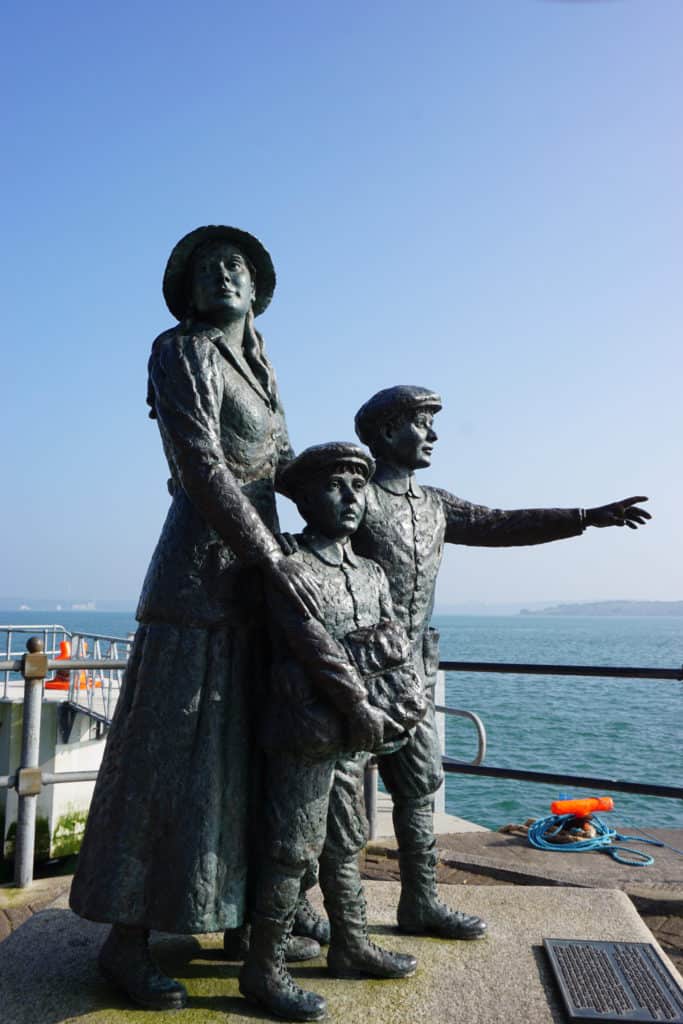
364, 757, 379, 840
434, 670, 446, 814
14, 637, 47, 888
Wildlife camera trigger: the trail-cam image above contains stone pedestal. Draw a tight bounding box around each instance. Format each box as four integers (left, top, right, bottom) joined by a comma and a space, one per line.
0, 881, 679, 1023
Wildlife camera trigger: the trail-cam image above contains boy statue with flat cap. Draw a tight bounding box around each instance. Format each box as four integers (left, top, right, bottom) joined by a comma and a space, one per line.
240, 442, 423, 1023
351, 385, 651, 941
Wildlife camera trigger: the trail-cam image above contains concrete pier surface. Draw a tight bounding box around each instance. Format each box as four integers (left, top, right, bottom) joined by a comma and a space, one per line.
0, 881, 681, 1024
434, 825, 683, 901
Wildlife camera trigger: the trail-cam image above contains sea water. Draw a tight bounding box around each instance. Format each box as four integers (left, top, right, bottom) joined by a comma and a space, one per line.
434, 614, 682, 831
3, 610, 681, 830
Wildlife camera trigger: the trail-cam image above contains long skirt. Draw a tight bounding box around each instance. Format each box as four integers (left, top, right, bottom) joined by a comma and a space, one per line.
69, 620, 259, 934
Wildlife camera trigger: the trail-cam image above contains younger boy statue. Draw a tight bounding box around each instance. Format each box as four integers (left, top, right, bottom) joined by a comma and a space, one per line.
350, 385, 651, 942
240, 442, 423, 1022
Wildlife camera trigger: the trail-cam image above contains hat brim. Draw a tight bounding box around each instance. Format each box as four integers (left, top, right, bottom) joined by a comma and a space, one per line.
277, 443, 375, 500
354, 387, 442, 446
163, 225, 276, 321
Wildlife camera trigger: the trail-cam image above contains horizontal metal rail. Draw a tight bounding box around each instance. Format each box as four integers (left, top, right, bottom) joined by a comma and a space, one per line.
0, 769, 101, 791
438, 661, 681, 801
0, 658, 127, 672
42, 770, 100, 785
441, 757, 683, 800
440, 660, 683, 681
0, 625, 132, 644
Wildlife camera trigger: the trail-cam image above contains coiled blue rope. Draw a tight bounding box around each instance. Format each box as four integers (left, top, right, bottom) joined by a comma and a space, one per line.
527, 814, 664, 866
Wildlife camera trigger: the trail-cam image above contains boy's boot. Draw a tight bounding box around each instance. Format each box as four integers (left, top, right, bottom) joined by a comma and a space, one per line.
293, 892, 331, 945
320, 855, 417, 979
223, 923, 320, 962
393, 797, 487, 939
98, 924, 188, 1010
239, 866, 327, 1022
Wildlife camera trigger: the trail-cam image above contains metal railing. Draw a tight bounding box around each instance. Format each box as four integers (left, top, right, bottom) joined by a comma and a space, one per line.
0, 637, 128, 887
364, 658, 682, 839
439, 659, 683, 682
1, 639, 681, 887
437, 658, 683, 800
1, 623, 131, 717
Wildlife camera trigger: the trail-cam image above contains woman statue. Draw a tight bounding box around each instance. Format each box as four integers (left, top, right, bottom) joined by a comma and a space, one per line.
69, 226, 363, 1010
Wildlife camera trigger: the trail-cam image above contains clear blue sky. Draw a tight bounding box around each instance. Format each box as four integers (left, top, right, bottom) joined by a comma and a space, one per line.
2, 1, 681, 609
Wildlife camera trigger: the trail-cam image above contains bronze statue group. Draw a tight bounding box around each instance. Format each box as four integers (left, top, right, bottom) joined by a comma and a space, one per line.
69, 225, 650, 1020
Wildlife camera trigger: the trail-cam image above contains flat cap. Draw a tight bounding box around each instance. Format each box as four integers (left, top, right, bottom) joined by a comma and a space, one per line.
354, 385, 442, 446
163, 225, 276, 321
278, 442, 375, 499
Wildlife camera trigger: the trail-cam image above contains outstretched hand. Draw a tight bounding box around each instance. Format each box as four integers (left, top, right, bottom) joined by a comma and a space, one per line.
585, 496, 651, 530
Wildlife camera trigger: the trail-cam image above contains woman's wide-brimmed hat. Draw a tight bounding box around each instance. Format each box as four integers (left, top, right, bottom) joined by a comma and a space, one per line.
162, 225, 276, 321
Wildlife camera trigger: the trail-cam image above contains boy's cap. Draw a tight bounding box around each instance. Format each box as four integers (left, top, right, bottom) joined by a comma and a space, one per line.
354, 386, 442, 446
277, 442, 375, 499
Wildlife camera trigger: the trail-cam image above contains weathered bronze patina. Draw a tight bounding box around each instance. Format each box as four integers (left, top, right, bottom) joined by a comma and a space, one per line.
69, 228, 380, 1012
351, 384, 651, 941
240, 443, 419, 1021
67, 233, 651, 1019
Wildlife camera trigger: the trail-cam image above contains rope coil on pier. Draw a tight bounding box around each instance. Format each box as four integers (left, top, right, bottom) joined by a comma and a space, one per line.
527, 813, 664, 866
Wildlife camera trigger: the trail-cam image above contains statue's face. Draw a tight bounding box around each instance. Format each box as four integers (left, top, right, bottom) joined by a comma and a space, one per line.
190, 241, 255, 320
381, 409, 438, 470
300, 468, 367, 539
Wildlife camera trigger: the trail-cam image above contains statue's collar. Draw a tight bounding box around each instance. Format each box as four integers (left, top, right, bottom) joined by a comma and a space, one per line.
301, 529, 360, 567
188, 322, 271, 405
372, 465, 423, 498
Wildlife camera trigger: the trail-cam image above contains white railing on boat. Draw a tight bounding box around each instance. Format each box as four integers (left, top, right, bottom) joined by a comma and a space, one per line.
0, 623, 132, 722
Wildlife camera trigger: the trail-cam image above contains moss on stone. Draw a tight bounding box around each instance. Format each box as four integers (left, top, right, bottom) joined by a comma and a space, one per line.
0, 885, 26, 905
51, 808, 88, 858
2, 807, 89, 862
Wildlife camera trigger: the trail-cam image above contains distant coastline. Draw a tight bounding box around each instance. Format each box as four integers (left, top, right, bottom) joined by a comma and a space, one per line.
2, 597, 681, 618
519, 600, 683, 617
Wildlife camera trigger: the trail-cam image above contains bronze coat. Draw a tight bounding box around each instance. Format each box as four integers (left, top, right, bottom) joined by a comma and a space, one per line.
70, 323, 292, 933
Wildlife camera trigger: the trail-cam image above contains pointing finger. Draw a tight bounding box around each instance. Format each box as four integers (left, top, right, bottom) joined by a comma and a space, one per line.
618, 496, 649, 507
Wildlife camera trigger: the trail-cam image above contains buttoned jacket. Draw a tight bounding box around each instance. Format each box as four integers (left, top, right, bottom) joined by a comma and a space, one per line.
352, 479, 585, 642
262, 531, 394, 757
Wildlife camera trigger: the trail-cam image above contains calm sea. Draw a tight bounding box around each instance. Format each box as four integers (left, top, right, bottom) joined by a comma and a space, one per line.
3, 610, 681, 831
434, 614, 682, 831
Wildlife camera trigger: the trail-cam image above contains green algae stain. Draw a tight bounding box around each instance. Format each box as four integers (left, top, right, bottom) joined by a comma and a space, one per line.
2, 808, 88, 861
51, 808, 88, 857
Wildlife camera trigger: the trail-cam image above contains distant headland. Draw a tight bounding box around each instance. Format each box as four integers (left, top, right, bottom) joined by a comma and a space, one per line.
520, 600, 683, 617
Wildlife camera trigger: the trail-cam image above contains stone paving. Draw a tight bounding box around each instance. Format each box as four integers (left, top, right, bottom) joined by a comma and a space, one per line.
2, 824, 681, 1020
1, 882, 681, 1024
362, 826, 683, 974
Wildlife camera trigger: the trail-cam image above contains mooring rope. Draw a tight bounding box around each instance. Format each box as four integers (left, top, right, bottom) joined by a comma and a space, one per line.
527, 813, 664, 866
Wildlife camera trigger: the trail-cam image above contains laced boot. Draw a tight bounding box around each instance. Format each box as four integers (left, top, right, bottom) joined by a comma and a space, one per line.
396, 843, 487, 940
223, 924, 251, 961
293, 893, 331, 945
239, 913, 327, 1022
321, 855, 417, 980
223, 923, 320, 963
98, 924, 188, 1010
